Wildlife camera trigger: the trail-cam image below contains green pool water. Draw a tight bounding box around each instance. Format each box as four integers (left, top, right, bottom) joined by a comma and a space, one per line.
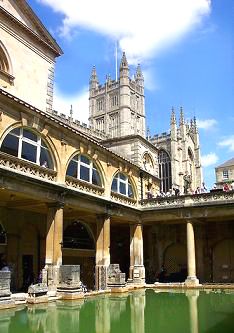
1, 289, 234, 333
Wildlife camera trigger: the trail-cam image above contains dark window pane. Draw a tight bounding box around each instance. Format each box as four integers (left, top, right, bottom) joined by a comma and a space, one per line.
119, 173, 126, 181
0, 135, 19, 157
92, 169, 101, 186
111, 178, 117, 192
23, 129, 37, 142
72, 154, 79, 162
67, 160, 77, 178
11, 128, 20, 136
80, 155, 90, 165
80, 165, 89, 182
21, 142, 37, 163
120, 182, 126, 195
40, 147, 53, 169
128, 183, 133, 198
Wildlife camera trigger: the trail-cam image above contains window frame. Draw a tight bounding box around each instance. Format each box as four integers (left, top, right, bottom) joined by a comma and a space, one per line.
67, 154, 102, 187
222, 170, 229, 180
0, 127, 54, 169
111, 172, 134, 198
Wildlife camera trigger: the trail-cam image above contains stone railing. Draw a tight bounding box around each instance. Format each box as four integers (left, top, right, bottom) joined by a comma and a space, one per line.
0, 152, 57, 181
141, 191, 234, 209
66, 176, 105, 196
111, 191, 137, 207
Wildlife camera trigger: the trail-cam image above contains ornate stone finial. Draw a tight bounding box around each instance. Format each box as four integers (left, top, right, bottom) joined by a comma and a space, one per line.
135, 63, 144, 80
90, 66, 98, 83
170, 107, 176, 125
120, 52, 128, 69
179, 106, 185, 125
193, 116, 198, 133
106, 73, 111, 84
70, 104, 73, 119
147, 126, 150, 140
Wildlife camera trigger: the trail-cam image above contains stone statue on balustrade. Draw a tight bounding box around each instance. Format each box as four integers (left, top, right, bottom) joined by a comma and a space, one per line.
183, 172, 192, 195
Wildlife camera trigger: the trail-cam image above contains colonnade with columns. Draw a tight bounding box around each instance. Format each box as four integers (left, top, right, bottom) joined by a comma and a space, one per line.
44, 203, 200, 289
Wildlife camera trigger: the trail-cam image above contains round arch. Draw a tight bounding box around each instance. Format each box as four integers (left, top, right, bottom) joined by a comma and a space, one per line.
0, 41, 13, 75
142, 151, 155, 173
66, 152, 104, 187
212, 239, 234, 283
63, 221, 95, 250
0, 125, 57, 170
111, 170, 137, 199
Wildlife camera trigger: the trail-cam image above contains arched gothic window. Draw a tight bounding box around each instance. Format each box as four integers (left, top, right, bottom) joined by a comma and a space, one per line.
111, 172, 134, 198
0, 43, 10, 74
0, 127, 54, 169
0, 42, 14, 84
158, 150, 172, 193
0, 224, 7, 245
66, 154, 102, 186
63, 221, 95, 249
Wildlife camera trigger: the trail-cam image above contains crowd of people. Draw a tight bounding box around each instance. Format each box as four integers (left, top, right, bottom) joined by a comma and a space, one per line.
146, 180, 234, 199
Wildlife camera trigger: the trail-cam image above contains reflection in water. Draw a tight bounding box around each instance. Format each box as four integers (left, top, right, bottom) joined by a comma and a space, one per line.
186, 290, 199, 333
130, 290, 145, 333
1, 289, 234, 333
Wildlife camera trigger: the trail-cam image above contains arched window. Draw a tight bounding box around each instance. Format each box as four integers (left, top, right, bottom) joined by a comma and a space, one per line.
0, 43, 10, 74
0, 224, 7, 245
63, 221, 95, 249
158, 150, 172, 193
111, 172, 134, 198
0, 127, 54, 169
66, 154, 102, 186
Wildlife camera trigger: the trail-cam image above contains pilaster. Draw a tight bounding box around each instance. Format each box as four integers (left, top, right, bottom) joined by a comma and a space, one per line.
95, 214, 110, 290
128, 223, 145, 284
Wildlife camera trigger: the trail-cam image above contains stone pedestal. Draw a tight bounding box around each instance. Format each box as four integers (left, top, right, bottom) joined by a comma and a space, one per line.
107, 264, 126, 291
57, 265, 84, 300
0, 271, 15, 310
27, 283, 48, 304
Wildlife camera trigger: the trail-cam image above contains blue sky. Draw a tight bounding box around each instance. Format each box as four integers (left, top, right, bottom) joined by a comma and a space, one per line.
28, 0, 234, 188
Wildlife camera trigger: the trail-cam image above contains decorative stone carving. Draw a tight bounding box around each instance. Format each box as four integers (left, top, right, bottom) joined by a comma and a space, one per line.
28, 283, 48, 297
27, 283, 48, 304
107, 264, 126, 288
0, 271, 15, 309
0, 152, 57, 181
0, 271, 11, 297
66, 176, 104, 196
95, 265, 108, 290
57, 265, 84, 300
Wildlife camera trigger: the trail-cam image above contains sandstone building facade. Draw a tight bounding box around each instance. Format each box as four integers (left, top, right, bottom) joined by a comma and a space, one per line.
0, 1, 233, 293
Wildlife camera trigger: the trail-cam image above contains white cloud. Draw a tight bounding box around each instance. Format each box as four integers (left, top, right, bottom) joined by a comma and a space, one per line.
201, 152, 219, 167
197, 118, 217, 130
143, 69, 159, 91
38, 0, 211, 63
218, 136, 234, 152
53, 85, 89, 124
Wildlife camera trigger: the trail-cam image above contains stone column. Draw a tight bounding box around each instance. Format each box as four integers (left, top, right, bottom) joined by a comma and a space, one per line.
185, 221, 199, 286
95, 215, 110, 290
129, 223, 145, 284
44, 203, 64, 291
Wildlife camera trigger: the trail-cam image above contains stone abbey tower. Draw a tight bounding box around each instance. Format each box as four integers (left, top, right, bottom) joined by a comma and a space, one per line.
89, 53, 203, 193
